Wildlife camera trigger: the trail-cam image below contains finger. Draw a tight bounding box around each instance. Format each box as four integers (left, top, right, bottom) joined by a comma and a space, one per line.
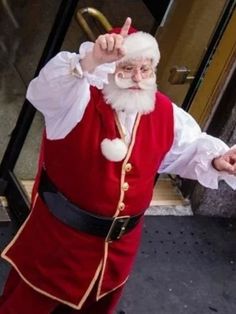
96, 35, 107, 50
117, 47, 126, 57
105, 34, 115, 52
225, 148, 236, 157
120, 17, 132, 37
229, 155, 236, 164
220, 159, 235, 174
230, 152, 236, 159
229, 150, 236, 156
223, 151, 236, 163
232, 163, 236, 173
108, 35, 125, 59
113, 35, 124, 52
227, 166, 236, 175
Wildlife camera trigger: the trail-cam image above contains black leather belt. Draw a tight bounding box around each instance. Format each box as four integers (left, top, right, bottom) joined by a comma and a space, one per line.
38, 168, 143, 242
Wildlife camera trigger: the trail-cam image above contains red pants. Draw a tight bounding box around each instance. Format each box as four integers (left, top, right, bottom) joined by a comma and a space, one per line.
0, 268, 123, 314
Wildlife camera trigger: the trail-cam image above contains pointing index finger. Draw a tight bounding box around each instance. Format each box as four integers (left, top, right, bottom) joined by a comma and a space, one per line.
120, 17, 132, 37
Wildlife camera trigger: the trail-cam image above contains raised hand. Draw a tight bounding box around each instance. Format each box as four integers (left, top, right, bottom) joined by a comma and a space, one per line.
212, 147, 236, 175
81, 17, 132, 73
92, 17, 132, 65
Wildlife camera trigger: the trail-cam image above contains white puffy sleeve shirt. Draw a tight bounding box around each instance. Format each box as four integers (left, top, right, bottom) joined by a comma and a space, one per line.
26, 43, 236, 190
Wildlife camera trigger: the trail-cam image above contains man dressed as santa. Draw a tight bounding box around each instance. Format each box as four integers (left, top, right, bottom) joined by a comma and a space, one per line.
0, 17, 236, 314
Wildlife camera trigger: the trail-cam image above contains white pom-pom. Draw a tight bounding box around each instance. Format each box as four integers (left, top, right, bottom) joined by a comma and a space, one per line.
101, 138, 128, 162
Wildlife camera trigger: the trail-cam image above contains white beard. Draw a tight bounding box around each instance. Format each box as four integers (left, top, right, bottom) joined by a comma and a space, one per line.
102, 73, 157, 114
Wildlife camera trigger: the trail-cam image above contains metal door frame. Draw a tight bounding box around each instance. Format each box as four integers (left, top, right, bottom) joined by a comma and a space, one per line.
182, 0, 235, 111
0, 0, 80, 222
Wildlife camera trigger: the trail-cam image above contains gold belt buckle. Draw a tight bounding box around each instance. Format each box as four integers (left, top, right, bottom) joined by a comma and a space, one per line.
106, 215, 130, 242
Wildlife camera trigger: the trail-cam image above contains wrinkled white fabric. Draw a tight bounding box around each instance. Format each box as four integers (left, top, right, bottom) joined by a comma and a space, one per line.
158, 106, 236, 190
26, 43, 236, 190
27, 43, 116, 139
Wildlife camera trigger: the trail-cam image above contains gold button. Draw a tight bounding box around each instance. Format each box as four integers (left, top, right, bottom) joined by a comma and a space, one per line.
124, 163, 132, 172
118, 202, 125, 211
122, 182, 129, 191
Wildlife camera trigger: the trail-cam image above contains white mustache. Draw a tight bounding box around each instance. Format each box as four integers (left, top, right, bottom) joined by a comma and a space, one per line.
114, 73, 156, 90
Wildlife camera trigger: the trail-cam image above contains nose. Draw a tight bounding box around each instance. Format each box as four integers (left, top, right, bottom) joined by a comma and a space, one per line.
132, 69, 142, 82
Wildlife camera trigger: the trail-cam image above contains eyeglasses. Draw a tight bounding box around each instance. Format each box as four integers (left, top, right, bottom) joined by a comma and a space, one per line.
116, 62, 154, 79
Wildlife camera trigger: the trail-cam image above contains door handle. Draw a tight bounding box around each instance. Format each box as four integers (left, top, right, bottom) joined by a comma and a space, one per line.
75, 7, 112, 42
168, 66, 195, 84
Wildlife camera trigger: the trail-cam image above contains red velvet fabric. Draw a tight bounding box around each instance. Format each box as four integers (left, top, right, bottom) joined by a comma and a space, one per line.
0, 268, 124, 314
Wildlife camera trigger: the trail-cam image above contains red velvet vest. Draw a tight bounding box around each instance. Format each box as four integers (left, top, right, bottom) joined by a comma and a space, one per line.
43, 88, 174, 217
2, 88, 174, 309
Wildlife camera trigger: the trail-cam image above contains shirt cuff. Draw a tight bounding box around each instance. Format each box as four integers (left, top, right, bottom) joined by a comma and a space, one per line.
79, 41, 116, 89
195, 144, 236, 190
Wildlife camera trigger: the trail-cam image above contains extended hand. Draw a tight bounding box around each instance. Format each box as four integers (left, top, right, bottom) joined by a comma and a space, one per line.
212, 147, 236, 175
